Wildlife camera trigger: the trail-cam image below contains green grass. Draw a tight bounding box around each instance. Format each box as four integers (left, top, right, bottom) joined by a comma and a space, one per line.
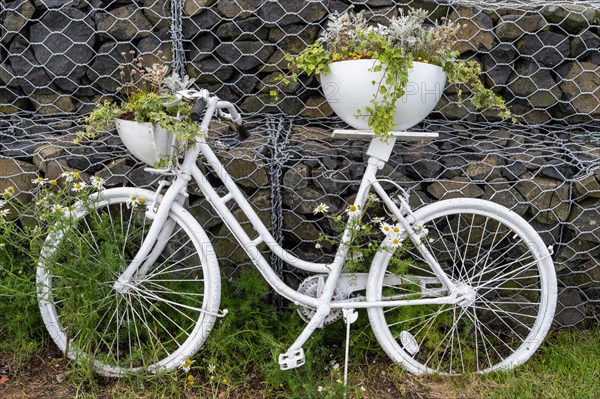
1, 238, 599, 398
482, 328, 600, 399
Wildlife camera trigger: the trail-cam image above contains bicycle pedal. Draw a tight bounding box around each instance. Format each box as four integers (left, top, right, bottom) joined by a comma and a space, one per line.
400, 331, 420, 355
278, 348, 305, 370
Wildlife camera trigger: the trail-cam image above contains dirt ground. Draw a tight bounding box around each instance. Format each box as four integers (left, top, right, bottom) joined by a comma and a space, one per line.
0, 346, 488, 399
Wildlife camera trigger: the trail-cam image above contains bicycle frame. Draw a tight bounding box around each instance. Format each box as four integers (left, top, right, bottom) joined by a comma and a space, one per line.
113, 95, 462, 319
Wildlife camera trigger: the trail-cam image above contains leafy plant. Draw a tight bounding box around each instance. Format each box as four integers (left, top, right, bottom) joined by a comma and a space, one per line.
76, 52, 201, 147
280, 8, 515, 136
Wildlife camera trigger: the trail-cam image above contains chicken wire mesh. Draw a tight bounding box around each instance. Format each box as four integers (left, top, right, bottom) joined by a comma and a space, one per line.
0, 0, 599, 327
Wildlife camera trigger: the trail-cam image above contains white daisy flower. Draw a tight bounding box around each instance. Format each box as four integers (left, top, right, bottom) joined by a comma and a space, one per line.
179, 358, 195, 373
0, 209, 9, 218
313, 203, 329, 214
389, 234, 403, 249
373, 216, 384, 224
315, 242, 322, 249
346, 204, 360, 218
380, 222, 392, 235
72, 182, 87, 192
0, 200, 6, 209
207, 363, 216, 374
32, 177, 48, 185
51, 204, 64, 213
126, 196, 137, 207
62, 171, 81, 183
390, 223, 402, 234
91, 176, 105, 190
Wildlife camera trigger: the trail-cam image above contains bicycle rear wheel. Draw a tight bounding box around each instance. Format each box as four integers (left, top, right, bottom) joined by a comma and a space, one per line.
367, 198, 556, 375
37, 187, 221, 377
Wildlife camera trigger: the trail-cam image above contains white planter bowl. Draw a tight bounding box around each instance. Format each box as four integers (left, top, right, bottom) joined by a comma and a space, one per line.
115, 119, 181, 166
319, 59, 446, 131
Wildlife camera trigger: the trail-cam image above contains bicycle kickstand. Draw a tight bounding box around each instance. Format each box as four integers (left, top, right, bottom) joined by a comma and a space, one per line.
342, 308, 358, 387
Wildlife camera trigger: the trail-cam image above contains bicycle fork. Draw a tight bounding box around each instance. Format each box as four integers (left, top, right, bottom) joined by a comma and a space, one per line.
112, 174, 190, 293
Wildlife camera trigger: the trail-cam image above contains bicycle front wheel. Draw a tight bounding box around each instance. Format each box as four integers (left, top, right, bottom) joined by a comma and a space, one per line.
37, 187, 221, 377
367, 198, 556, 375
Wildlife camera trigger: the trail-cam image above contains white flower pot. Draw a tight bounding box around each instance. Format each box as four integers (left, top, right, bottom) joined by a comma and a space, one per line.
115, 119, 181, 166
319, 59, 447, 131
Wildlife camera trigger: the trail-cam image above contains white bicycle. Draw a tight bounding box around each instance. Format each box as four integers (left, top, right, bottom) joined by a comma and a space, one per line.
37, 89, 557, 377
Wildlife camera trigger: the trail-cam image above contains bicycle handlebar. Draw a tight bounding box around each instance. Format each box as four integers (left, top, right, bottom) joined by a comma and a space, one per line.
173, 89, 249, 140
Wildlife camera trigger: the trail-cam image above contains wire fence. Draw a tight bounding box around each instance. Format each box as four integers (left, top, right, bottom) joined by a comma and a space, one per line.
1, 0, 599, 327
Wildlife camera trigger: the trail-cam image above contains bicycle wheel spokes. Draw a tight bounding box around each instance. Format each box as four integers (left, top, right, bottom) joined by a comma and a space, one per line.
368, 199, 555, 375
38, 189, 220, 376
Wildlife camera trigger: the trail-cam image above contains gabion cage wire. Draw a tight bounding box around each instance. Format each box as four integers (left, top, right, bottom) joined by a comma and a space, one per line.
0, 0, 599, 327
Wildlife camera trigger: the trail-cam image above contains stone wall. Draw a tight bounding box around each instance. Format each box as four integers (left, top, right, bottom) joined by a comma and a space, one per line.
1, 0, 599, 123
1, 0, 599, 327
1, 116, 599, 327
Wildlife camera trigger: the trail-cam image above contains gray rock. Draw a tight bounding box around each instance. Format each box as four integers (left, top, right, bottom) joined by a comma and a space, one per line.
283, 186, 332, 215
30, 8, 96, 93
573, 171, 600, 199
434, 95, 479, 122
8, 38, 53, 95
495, 14, 547, 42
217, 0, 263, 19
508, 103, 552, 125
300, 96, 334, 118
143, 0, 172, 31
188, 33, 218, 62
507, 61, 562, 108
257, 71, 301, 95
559, 260, 600, 290
33, 0, 67, 8
482, 43, 518, 87
182, 8, 221, 39
449, 6, 495, 53
440, 156, 469, 179
554, 288, 586, 327
427, 177, 485, 200
558, 62, 600, 117
258, 0, 328, 27
0, 88, 31, 113
515, 172, 570, 224
539, 159, 574, 180
483, 178, 529, 216
567, 202, 600, 241
95, 158, 132, 187
464, 155, 504, 181
0, 158, 38, 203
95, 5, 152, 41
216, 17, 268, 41
216, 41, 275, 71
240, 92, 304, 115
571, 30, 600, 61
312, 165, 346, 195
30, 93, 77, 115
186, 57, 235, 84
136, 34, 173, 68
216, 143, 269, 189
1, 0, 35, 43
268, 25, 321, 54
363, 6, 398, 26
183, 0, 217, 17
188, 196, 223, 229
541, 5, 597, 34
283, 163, 310, 190
517, 31, 570, 68
0, 56, 19, 88
283, 211, 321, 243
87, 41, 135, 92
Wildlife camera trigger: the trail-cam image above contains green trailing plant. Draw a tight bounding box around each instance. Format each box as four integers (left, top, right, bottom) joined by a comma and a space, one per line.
76, 52, 201, 147
279, 8, 515, 136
